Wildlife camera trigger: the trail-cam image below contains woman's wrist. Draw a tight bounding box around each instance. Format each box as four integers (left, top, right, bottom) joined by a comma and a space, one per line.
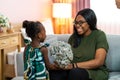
72, 63, 74, 68
73, 63, 78, 68
75, 63, 78, 68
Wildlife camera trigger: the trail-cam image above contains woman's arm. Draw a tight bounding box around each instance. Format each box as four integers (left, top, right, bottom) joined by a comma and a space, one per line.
66, 48, 107, 69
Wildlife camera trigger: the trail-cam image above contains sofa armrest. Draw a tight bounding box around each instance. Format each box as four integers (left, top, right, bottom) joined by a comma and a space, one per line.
14, 52, 24, 76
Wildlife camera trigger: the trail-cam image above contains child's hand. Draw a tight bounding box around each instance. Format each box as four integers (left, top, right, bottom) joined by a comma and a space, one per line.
53, 61, 61, 70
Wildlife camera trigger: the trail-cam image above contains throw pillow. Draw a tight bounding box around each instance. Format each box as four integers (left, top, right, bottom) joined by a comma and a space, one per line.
49, 41, 73, 68
41, 18, 54, 35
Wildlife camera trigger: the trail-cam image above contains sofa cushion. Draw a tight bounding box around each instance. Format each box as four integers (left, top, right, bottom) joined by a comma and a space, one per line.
44, 35, 58, 44
41, 18, 54, 35
106, 35, 120, 72
12, 76, 24, 80
14, 52, 24, 76
52, 34, 71, 42
108, 72, 120, 80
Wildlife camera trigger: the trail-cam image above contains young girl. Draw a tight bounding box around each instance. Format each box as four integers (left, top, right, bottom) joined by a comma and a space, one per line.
23, 20, 57, 80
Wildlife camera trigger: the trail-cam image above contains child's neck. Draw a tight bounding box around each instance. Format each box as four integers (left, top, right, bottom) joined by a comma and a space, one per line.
31, 40, 41, 48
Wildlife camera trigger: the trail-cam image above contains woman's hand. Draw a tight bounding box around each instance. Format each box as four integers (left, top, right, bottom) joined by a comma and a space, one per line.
64, 64, 73, 70
53, 62, 73, 70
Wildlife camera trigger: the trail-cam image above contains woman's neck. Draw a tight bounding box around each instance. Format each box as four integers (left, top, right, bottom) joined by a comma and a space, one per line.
84, 29, 92, 37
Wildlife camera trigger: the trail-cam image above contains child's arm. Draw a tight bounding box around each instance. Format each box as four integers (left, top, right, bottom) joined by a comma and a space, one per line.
40, 47, 60, 70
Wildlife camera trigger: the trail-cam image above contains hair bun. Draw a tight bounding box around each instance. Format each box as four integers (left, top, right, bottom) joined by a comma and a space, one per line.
23, 20, 29, 28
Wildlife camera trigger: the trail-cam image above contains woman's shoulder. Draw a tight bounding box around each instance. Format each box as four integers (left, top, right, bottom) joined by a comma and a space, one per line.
69, 34, 75, 39
68, 34, 74, 42
93, 29, 106, 36
92, 30, 108, 41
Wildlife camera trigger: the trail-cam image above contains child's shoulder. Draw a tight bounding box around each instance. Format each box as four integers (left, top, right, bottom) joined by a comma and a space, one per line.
40, 43, 49, 48
39, 43, 49, 53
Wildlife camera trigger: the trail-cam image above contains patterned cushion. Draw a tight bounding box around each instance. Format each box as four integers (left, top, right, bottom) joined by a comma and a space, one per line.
49, 41, 73, 68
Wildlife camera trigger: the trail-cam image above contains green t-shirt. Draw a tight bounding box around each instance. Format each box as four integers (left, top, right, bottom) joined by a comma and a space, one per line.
68, 30, 109, 80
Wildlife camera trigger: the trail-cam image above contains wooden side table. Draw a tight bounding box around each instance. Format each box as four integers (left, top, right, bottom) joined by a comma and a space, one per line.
0, 32, 21, 80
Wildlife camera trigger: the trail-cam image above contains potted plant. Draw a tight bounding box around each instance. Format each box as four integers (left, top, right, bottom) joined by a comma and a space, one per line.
0, 13, 10, 33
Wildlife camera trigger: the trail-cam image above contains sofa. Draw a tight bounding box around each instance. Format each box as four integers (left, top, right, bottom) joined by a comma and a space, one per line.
12, 34, 120, 80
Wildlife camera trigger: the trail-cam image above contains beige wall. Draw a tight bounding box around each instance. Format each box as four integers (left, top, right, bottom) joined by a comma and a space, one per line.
0, 0, 52, 23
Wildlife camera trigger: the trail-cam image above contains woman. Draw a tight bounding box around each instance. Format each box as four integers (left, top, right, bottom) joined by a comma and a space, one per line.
49, 8, 109, 80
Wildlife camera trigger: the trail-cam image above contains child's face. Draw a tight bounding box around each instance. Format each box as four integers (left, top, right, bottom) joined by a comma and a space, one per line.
38, 27, 46, 42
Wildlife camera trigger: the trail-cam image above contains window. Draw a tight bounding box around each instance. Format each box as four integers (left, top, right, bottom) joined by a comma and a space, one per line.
91, 0, 120, 34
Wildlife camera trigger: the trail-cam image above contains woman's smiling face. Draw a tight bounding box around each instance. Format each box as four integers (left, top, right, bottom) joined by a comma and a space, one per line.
74, 15, 91, 36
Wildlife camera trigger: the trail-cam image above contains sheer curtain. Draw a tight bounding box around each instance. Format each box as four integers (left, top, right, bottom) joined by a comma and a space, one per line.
72, 0, 90, 18
91, 0, 120, 35
52, 0, 90, 34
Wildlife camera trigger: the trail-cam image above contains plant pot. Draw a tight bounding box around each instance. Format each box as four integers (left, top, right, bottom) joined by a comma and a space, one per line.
1, 27, 7, 33
0, 27, 3, 33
